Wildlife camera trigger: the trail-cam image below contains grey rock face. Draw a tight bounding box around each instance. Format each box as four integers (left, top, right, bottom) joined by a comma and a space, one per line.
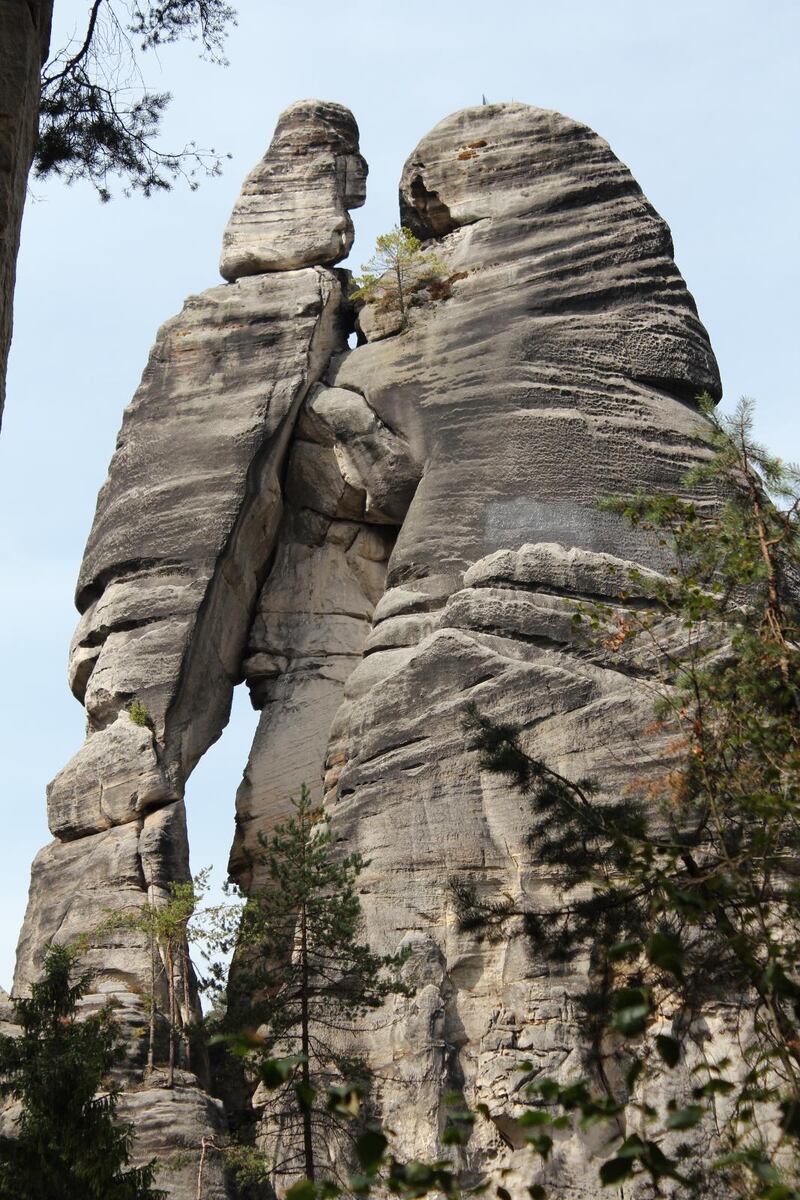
73, 265, 346, 781
0, 0, 53, 429
230, 378, 411, 878
14, 100, 359, 1198
294, 104, 722, 1188
220, 99, 367, 281
35, 262, 348, 1025
120, 1085, 229, 1200
14, 100, 727, 1196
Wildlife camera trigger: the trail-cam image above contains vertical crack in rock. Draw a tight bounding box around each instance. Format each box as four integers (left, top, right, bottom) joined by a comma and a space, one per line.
228, 377, 424, 888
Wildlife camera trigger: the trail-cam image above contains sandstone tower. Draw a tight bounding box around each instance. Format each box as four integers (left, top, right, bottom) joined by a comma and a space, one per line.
13, 100, 721, 1196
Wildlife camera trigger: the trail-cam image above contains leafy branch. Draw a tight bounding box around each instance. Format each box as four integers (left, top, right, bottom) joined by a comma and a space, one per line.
36, 0, 236, 199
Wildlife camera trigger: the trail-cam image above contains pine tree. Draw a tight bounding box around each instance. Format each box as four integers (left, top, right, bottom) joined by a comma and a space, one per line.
220, 786, 408, 1188
36, 0, 236, 200
0, 943, 163, 1199
351, 226, 448, 325
105, 871, 220, 1087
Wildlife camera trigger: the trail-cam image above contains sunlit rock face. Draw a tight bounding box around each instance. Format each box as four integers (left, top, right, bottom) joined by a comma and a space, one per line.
306, 103, 721, 1192
14, 99, 364, 1199
219, 99, 368, 280
13, 99, 724, 1197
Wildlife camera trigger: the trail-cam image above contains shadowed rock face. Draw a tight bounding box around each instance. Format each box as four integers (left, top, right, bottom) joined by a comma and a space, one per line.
14, 100, 725, 1196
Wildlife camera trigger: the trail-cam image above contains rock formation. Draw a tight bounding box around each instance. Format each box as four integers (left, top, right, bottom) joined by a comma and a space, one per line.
0, 0, 53, 429
12, 98, 724, 1196
220, 99, 367, 280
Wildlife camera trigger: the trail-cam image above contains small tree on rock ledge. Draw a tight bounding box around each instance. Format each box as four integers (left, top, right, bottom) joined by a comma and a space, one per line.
216, 785, 409, 1189
351, 226, 448, 326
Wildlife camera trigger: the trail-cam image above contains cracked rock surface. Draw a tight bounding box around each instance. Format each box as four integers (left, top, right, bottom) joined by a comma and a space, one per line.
12, 100, 728, 1196
279, 103, 724, 1192
14, 99, 364, 1197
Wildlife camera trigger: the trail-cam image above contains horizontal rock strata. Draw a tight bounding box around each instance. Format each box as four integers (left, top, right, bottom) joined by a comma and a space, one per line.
13, 100, 366, 1197
303, 103, 722, 1192
219, 99, 367, 280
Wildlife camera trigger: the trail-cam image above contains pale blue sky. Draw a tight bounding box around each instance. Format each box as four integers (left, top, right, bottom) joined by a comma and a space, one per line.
0, 0, 797, 989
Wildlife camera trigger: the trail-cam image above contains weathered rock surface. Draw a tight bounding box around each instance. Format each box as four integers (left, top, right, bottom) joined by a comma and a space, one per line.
220, 99, 367, 281
0, 0, 53, 428
120, 1084, 229, 1200
14, 99, 728, 1197
27, 259, 348, 1033
73, 266, 346, 770
279, 103, 722, 1190
13, 100, 361, 1197
230, 378, 411, 877
0, 986, 16, 1038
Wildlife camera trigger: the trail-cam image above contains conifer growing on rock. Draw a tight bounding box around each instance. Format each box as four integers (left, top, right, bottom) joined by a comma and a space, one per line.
351, 225, 447, 325
104, 872, 217, 1087
216, 786, 408, 1189
0, 943, 163, 1199
453, 398, 800, 1198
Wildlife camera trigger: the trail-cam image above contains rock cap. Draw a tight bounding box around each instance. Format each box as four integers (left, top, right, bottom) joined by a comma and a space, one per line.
220, 99, 367, 280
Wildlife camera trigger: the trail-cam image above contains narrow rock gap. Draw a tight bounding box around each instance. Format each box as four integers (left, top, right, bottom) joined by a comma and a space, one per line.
181, 683, 260, 1010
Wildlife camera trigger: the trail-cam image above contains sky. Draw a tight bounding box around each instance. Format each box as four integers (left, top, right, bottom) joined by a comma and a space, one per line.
0, 0, 797, 990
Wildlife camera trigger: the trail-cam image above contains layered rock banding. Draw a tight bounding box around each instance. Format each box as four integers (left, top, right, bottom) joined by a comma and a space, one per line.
12, 98, 723, 1196
14, 99, 366, 1198
220, 99, 367, 280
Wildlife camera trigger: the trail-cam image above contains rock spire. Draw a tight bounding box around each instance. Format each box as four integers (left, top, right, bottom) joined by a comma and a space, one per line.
219, 98, 367, 280
15, 98, 365, 1198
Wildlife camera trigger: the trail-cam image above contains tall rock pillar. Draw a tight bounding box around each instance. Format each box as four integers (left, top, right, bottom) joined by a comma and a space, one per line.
13, 99, 366, 1198
12, 97, 732, 1197
228, 103, 724, 1193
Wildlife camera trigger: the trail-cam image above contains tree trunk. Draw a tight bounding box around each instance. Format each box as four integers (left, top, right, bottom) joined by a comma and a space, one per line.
395, 260, 405, 323
147, 925, 156, 1072
0, 0, 54, 431
167, 943, 176, 1088
300, 898, 314, 1181
182, 938, 193, 1072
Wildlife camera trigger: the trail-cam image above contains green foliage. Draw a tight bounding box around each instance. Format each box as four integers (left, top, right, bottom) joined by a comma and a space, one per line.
451, 398, 800, 1197
212, 786, 409, 1186
102, 868, 239, 1085
36, 0, 236, 200
224, 1066, 462, 1200
0, 943, 163, 1198
128, 698, 152, 727
351, 226, 449, 325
